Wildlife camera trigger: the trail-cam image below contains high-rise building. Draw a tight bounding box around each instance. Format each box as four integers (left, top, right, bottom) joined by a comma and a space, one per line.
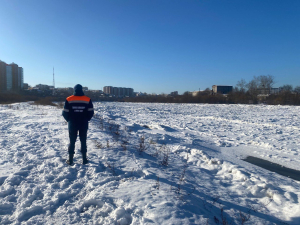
113, 87, 119, 96
6, 65, 12, 91
119, 88, 124, 96
103, 86, 134, 97
11, 63, 19, 91
103, 86, 113, 95
0, 60, 24, 92
0, 60, 7, 92
18, 67, 24, 89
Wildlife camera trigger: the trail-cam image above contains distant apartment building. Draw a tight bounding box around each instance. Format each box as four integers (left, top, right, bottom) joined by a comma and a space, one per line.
0, 60, 24, 92
119, 87, 124, 96
124, 88, 134, 97
113, 87, 119, 96
103, 86, 113, 95
35, 84, 51, 90
270, 88, 280, 94
23, 83, 29, 90
257, 87, 281, 95
103, 86, 134, 97
212, 85, 233, 94
18, 67, 24, 89
0, 61, 6, 92
6, 65, 12, 91
56, 87, 73, 92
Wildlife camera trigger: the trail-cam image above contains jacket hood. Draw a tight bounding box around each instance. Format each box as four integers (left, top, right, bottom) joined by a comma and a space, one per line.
73, 84, 84, 96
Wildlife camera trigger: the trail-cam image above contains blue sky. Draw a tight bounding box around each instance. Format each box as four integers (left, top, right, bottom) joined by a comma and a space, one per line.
0, 0, 299, 94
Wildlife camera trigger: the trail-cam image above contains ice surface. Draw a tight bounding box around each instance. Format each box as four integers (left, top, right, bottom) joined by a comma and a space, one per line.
0, 102, 300, 224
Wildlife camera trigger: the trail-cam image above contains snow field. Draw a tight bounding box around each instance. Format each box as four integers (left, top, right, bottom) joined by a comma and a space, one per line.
0, 102, 299, 224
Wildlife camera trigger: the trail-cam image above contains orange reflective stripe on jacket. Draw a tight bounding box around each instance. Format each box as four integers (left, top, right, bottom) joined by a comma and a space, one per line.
66, 95, 91, 104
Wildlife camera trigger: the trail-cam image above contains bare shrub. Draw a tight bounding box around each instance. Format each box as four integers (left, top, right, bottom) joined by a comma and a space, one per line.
151, 176, 160, 196
155, 176, 160, 190
0, 93, 38, 104
160, 145, 170, 166
238, 211, 250, 225
221, 208, 233, 225
176, 164, 187, 195
107, 120, 121, 141
175, 153, 195, 199
121, 139, 128, 151
33, 97, 56, 106
105, 161, 117, 176
95, 141, 102, 149
99, 116, 104, 130
137, 135, 148, 154
93, 114, 104, 130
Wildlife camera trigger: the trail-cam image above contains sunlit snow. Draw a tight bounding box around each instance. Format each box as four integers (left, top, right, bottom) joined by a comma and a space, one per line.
0, 102, 300, 224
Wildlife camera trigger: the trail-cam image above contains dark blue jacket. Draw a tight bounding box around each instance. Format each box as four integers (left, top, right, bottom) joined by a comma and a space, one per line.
62, 87, 94, 130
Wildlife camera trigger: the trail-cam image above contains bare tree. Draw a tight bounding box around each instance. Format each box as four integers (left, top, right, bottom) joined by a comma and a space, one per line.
236, 79, 247, 93
247, 75, 275, 95
280, 85, 293, 93
294, 86, 300, 94
258, 75, 275, 89
247, 78, 259, 95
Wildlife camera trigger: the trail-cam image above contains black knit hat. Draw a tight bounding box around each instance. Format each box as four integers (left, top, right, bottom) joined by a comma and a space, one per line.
74, 84, 84, 96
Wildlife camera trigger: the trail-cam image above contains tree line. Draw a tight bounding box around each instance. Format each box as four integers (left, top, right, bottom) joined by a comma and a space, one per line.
124, 75, 300, 105
230, 75, 300, 105
1, 75, 300, 105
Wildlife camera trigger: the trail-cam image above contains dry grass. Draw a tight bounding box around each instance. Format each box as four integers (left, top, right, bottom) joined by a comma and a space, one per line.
33, 97, 56, 106
0, 93, 38, 104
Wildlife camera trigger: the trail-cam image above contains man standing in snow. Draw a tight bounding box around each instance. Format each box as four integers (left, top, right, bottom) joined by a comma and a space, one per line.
62, 84, 94, 165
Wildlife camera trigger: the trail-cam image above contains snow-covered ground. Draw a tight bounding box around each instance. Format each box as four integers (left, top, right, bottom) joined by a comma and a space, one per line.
0, 102, 300, 224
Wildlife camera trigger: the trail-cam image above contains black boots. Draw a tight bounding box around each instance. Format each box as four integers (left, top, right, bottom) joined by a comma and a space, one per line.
82, 152, 88, 164
66, 153, 88, 165
66, 154, 74, 165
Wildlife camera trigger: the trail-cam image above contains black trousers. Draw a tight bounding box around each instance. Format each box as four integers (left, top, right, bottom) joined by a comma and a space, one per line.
68, 128, 87, 154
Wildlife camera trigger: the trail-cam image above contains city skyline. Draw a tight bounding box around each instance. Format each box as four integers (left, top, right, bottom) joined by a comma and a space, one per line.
0, 58, 295, 95
0, 1, 299, 94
